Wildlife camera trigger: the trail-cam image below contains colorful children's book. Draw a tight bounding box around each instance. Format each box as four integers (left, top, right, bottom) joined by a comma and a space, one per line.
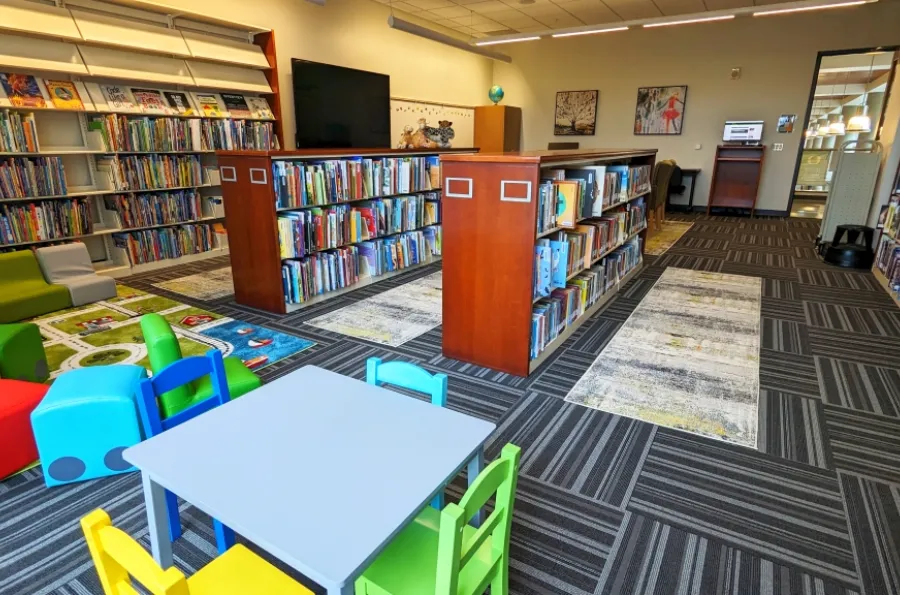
548, 238, 569, 288
220, 93, 251, 118
131, 88, 169, 114
606, 165, 629, 202
195, 94, 224, 117
246, 96, 274, 119
0, 74, 46, 108
45, 80, 83, 110
164, 91, 195, 116
582, 165, 607, 215
535, 242, 551, 298
565, 169, 596, 220
554, 180, 580, 228
101, 85, 139, 112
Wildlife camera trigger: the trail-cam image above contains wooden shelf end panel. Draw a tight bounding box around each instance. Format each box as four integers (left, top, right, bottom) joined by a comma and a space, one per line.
440, 160, 539, 377
254, 30, 285, 149
218, 154, 285, 314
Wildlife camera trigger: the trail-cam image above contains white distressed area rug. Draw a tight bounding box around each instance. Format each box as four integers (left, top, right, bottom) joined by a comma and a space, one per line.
565, 267, 762, 448
305, 272, 442, 347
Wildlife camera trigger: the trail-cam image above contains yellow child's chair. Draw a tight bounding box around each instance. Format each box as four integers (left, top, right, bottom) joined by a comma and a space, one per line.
80, 509, 313, 595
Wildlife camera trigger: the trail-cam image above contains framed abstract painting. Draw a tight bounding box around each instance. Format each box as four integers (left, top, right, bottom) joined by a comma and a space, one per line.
554, 90, 598, 136
634, 86, 687, 135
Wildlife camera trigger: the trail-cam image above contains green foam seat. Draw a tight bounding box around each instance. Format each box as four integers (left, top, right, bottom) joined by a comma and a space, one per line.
0, 251, 72, 323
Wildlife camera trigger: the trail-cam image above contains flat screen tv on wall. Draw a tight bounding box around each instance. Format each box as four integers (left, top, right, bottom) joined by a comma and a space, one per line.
291, 59, 391, 149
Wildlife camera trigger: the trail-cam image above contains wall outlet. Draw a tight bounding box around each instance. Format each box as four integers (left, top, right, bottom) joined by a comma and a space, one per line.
773, 143, 784, 151
695, 143, 702, 150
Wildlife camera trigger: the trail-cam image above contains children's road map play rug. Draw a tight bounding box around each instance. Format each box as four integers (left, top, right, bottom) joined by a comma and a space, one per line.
29, 284, 314, 378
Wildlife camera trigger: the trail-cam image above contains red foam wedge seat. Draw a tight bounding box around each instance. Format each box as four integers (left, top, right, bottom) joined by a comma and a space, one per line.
0, 379, 48, 479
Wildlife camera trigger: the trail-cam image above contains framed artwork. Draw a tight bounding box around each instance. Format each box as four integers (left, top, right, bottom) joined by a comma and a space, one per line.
777, 114, 797, 133
554, 90, 598, 136
634, 86, 687, 135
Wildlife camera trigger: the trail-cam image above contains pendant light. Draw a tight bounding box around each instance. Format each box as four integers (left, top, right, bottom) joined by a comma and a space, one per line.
847, 55, 875, 132
829, 70, 849, 135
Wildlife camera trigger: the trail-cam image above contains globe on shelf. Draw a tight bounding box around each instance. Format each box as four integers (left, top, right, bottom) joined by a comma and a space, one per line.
488, 85, 505, 105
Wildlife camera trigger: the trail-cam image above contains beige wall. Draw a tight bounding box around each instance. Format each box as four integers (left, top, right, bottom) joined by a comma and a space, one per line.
178, 0, 494, 149
493, 1, 900, 213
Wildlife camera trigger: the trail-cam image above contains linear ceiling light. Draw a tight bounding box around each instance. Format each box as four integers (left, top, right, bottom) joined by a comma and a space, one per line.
387, 15, 512, 63
643, 14, 735, 27
552, 26, 629, 38
474, 36, 541, 46
753, 0, 867, 15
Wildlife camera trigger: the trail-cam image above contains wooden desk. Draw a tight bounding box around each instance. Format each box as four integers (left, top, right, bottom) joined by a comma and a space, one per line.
707, 145, 765, 216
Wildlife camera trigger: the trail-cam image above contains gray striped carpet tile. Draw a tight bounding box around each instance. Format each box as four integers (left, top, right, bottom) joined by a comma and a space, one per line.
485, 391, 656, 509
693, 224, 743, 234
790, 230, 819, 242
759, 349, 822, 399
804, 302, 900, 336
762, 278, 800, 300
651, 253, 725, 272
760, 318, 811, 354
568, 318, 624, 355
628, 429, 858, 587
744, 222, 788, 232
384, 325, 444, 361
727, 243, 797, 257
734, 233, 791, 247
616, 277, 656, 302
800, 285, 900, 311
807, 327, 900, 368
528, 349, 599, 397
595, 512, 860, 595
426, 352, 531, 389
664, 246, 732, 260
794, 246, 824, 260
815, 356, 900, 415
798, 269, 883, 291
680, 237, 731, 251
824, 405, 900, 485
839, 474, 900, 595
726, 250, 795, 268
720, 262, 800, 281
757, 389, 832, 469
761, 297, 807, 323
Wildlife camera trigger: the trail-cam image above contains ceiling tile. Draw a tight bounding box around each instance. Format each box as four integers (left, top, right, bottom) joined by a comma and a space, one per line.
451, 12, 503, 23
569, 8, 623, 23
500, 0, 555, 6
534, 13, 584, 26
494, 13, 542, 26
429, 5, 476, 17
414, 10, 445, 20
452, 24, 479, 33
387, 1, 425, 11
403, 0, 455, 8
453, 0, 498, 4
703, 0, 754, 8
600, 0, 662, 19
518, 3, 569, 16
470, 21, 510, 31
469, 0, 515, 12
652, 0, 706, 15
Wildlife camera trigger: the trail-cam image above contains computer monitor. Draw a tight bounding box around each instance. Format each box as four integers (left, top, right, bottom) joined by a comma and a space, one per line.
723, 120, 764, 142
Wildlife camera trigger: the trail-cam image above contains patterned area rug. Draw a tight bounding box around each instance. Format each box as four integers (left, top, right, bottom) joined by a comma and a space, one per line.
566, 267, 762, 447
645, 221, 694, 255
29, 284, 314, 378
305, 272, 442, 346
152, 266, 234, 300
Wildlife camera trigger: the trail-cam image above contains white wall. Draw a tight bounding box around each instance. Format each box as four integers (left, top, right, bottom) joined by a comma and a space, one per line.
177, 0, 494, 149
493, 2, 900, 213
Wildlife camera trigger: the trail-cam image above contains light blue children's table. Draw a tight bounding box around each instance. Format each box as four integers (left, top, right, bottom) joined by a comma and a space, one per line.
124, 365, 495, 595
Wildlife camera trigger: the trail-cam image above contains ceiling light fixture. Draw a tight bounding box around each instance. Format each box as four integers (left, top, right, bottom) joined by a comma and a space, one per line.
474, 36, 541, 46
847, 54, 875, 132
552, 26, 629, 38
643, 14, 735, 27
753, 0, 867, 16
387, 15, 512, 63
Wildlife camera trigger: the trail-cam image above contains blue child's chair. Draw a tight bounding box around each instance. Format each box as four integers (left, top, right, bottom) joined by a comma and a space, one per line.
135, 349, 236, 555
366, 357, 449, 508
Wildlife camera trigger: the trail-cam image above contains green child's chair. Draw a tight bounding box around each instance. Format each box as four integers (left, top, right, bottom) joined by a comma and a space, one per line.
140, 313, 261, 418
355, 443, 522, 595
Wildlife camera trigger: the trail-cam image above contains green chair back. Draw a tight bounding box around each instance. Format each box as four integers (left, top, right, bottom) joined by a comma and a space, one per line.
140, 313, 195, 416
437, 443, 521, 595
0, 250, 47, 283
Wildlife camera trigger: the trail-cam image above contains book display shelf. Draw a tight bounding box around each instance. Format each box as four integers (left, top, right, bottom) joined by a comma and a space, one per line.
874, 159, 900, 307
216, 148, 475, 314
440, 148, 657, 377
0, 0, 284, 277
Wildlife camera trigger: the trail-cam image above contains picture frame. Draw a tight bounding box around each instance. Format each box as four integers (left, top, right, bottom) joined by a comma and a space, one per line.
634, 85, 687, 135
554, 90, 598, 136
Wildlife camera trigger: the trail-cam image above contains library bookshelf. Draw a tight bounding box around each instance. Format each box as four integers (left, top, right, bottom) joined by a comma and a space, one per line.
0, 2, 284, 277
874, 156, 900, 307
216, 147, 475, 314
440, 148, 657, 377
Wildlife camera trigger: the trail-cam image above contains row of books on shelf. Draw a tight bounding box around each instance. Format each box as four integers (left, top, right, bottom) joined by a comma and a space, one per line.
533, 199, 646, 299
531, 237, 643, 360
102, 190, 204, 230
88, 114, 280, 154
876, 234, 900, 292
536, 164, 652, 234
0, 110, 38, 153
277, 194, 440, 258
273, 156, 441, 209
882, 195, 900, 241
0, 156, 66, 199
0, 74, 275, 119
0, 198, 92, 245
112, 223, 217, 265
96, 155, 204, 192
282, 226, 443, 305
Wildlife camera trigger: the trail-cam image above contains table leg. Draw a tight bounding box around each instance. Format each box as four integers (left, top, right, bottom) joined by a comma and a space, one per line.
329, 582, 355, 595
142, 472, 174, 568
688, 174, 697, 211
468, 447, 485, 527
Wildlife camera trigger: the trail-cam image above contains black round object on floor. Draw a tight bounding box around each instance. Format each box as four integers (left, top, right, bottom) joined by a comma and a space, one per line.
823, 243, 875, 269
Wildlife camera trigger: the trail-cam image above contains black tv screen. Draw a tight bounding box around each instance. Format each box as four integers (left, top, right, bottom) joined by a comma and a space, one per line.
291, 60, 391, 149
